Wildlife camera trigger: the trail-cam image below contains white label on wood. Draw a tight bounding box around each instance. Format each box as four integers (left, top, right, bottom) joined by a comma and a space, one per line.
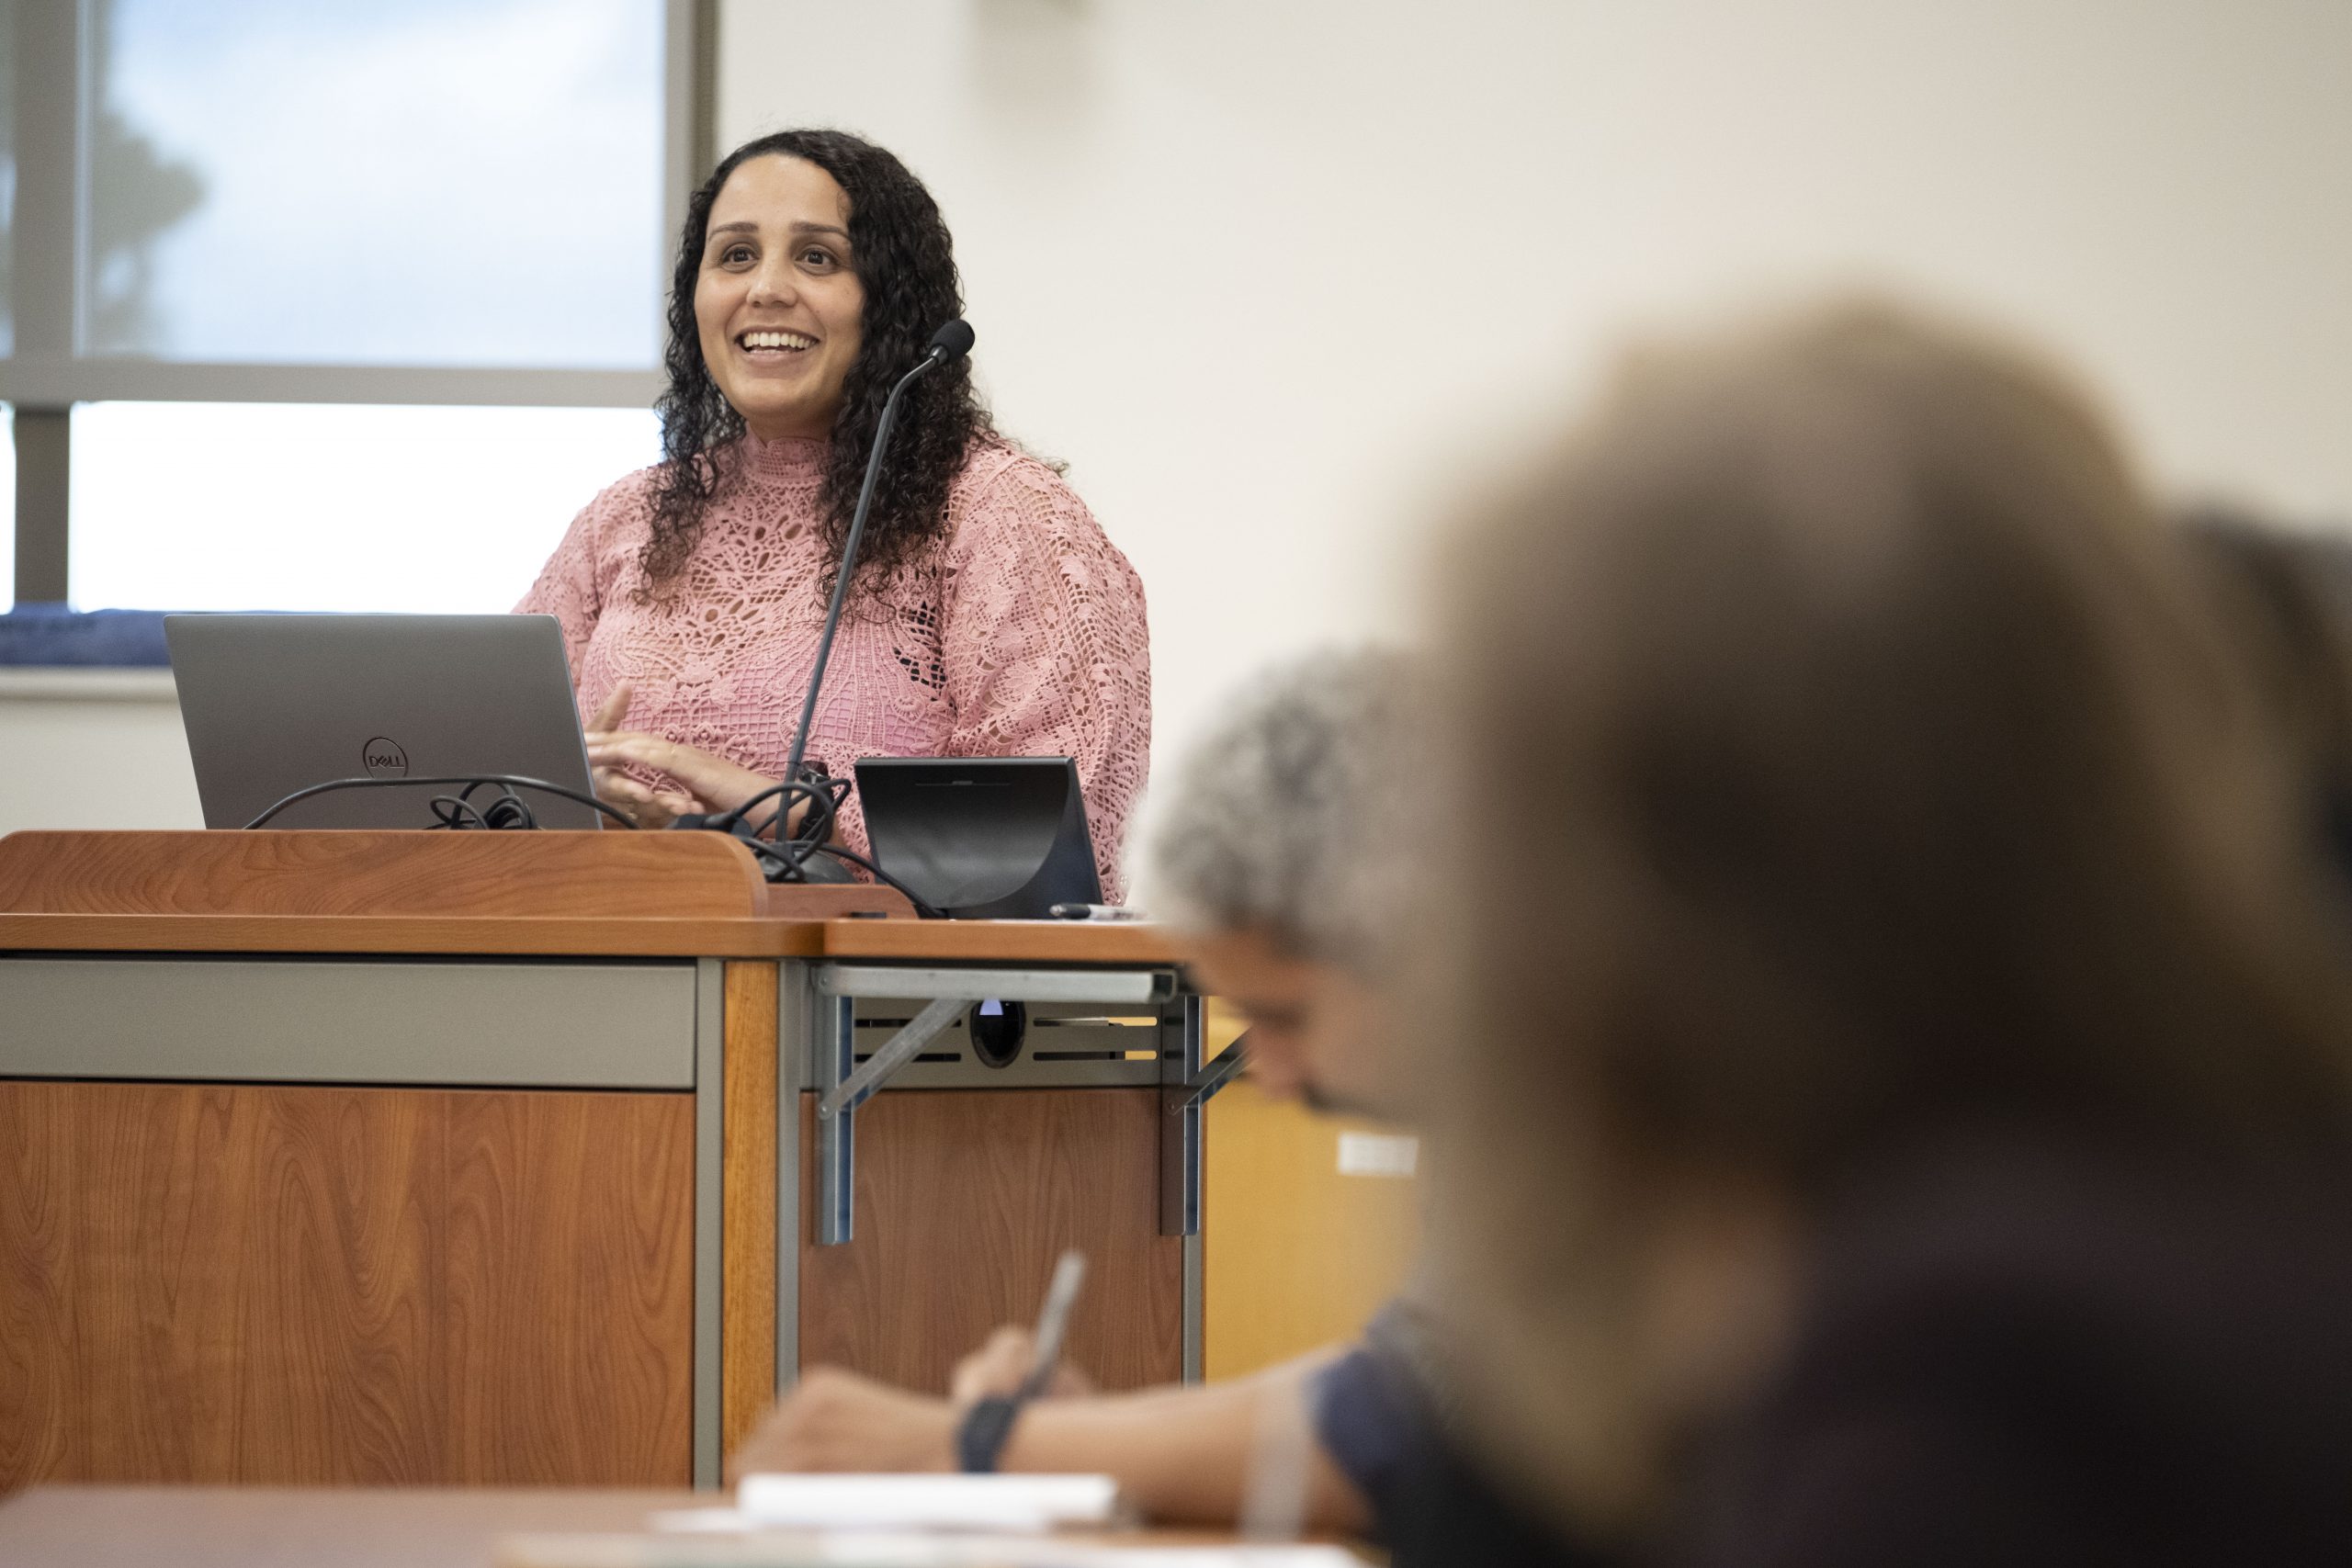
1336, 1132, 1419, 1179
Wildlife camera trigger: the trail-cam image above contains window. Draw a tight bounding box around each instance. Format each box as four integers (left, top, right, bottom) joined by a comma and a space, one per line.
0, 0, 17, 358
69, 401, 658, 612
0, 409, 16, 606
85, 0, 665, 367
1, 0, 695, 618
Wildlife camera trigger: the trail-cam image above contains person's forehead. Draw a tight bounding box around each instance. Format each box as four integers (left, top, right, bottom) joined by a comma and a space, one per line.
711, 154, 850, 229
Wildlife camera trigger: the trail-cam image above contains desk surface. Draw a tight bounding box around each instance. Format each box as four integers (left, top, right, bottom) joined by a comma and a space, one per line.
0, 830, 1189, 964
0, 913, 1185, 962
814, 916, 1181, 964
0, 1486, 695, 1568
0, 1486, 1344, 1566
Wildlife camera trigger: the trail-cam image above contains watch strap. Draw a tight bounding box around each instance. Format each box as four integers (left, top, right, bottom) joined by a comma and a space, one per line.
956, 1394, 1024, 1474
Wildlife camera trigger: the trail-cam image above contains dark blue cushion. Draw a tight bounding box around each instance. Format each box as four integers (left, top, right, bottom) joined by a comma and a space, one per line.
0, 604, 175, 666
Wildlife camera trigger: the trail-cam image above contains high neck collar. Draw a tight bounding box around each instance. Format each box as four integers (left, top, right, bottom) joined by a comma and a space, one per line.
742, 433, 829, 479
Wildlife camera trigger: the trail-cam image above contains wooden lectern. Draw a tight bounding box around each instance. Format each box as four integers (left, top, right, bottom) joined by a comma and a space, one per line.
0, 831, 1201, 1491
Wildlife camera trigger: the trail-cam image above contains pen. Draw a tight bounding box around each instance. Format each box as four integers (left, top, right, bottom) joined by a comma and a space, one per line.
1049, 903, 1142, 921
1020, 1250, 1089, 1400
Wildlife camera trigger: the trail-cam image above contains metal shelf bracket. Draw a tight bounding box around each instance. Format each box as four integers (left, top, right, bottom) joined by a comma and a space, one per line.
813, 963, 1179, 1246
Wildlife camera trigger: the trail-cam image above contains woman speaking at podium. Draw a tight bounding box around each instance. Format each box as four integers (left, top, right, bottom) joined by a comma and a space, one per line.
518, 130, 1150, 892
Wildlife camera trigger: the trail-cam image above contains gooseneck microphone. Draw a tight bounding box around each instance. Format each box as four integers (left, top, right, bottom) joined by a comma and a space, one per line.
781, 318, 974, 798
699, 319, 975, 888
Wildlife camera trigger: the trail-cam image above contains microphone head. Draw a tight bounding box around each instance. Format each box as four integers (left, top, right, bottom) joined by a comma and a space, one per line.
927, 319, 976, 366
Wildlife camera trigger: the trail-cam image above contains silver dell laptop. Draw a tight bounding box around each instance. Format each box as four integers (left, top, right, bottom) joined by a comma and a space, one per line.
165, 614, 604, 829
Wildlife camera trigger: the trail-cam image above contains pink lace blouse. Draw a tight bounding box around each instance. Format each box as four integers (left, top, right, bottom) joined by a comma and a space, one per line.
516, 433, 1151, 897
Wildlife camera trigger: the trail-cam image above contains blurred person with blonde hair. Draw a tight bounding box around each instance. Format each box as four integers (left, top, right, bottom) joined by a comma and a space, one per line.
1394, 302, 2352, 1565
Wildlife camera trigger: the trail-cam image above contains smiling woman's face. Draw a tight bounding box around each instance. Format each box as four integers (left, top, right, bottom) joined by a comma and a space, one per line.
695, 154, 865, 441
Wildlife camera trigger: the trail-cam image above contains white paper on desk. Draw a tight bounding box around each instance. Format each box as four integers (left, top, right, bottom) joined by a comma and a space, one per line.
815, 1539, 1363, 1567
1044, 1553, 1363, 1568
734, 1473, 1121, 1533
625, 1520, 1366, 1568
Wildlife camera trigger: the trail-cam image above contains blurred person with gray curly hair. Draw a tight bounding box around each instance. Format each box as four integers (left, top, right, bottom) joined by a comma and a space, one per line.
733, 648, 1450, 1539
1143, 646, 1420, 1116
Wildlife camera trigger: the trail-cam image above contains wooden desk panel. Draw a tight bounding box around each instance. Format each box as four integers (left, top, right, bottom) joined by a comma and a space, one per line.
0, 828, 1198, 1485
0, 912, 1179, 962
796, 1089, 1183, 1395
0, 913, 828, 957
0, 1081, 694, 1490
441, 1091, 695, 1485
0, 830, 770, 919
718, 962, 780, 1456
1203, 1082, 1421, 1379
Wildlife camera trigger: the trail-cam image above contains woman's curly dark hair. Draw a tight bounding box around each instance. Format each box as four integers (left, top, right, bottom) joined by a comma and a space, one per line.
641, 129, 989, 596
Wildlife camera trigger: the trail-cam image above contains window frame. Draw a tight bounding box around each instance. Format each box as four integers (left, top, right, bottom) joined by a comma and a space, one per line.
5, 0, 709, 611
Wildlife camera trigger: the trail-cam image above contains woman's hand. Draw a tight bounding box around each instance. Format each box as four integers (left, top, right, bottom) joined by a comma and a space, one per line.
590, 770, 704, 831
583, 681, 780, 829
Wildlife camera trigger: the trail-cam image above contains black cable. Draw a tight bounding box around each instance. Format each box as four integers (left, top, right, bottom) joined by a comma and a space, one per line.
736, 835, 944, 919
752, 774, 852, 845
427, 793, 495, 830
802, 841, 944, 917
707, 777, 796, 836
477, 783, 539, 830
743, 818, 808, 875
433, 778, 540, 831
736, 776, 946, 913
243, 774, 638, 830
708, 770, 854, 884
709, 770, 849, 841
248, 768, 945, 913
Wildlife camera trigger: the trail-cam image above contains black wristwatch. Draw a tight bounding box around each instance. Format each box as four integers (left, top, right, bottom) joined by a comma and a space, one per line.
956, 1394, 1024, 1473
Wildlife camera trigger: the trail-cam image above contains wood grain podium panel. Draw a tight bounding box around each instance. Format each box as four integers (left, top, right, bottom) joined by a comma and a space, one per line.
796, 1089, 1182, 1395
441, 1091, 695, 1484
0, 830, 770, 919
0, 1080, 693, 1490
0, 912, 827, 957
719, 962, 780, 1457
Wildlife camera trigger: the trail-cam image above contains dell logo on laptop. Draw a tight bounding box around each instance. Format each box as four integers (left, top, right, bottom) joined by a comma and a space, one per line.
362, 738, 410, 777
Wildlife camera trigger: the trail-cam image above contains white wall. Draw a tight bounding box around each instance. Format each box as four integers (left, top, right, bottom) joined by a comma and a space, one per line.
718, 0, 2352, 783
0, 673, 201, 831
6, 0, 2349, 833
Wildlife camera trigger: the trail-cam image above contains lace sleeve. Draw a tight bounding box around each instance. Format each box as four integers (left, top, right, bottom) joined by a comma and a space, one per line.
938, 455, 1152, 900
514, 485, 625, 681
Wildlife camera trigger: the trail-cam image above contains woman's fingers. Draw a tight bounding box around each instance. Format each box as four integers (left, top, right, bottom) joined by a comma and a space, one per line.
666, 750, 771, 811
582, 731, 775, 818
593, 769, 658, 826
592, 760, 717, 832
603, 778, 679, 829
600, 740, 772, 814
584, 732, 679, 771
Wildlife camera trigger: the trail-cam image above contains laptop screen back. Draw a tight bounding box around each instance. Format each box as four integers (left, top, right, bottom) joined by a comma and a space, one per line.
165, 613, 601, 829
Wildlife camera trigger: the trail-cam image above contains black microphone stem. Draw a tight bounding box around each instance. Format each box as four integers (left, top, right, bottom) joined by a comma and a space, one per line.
778, 353, 940, 815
